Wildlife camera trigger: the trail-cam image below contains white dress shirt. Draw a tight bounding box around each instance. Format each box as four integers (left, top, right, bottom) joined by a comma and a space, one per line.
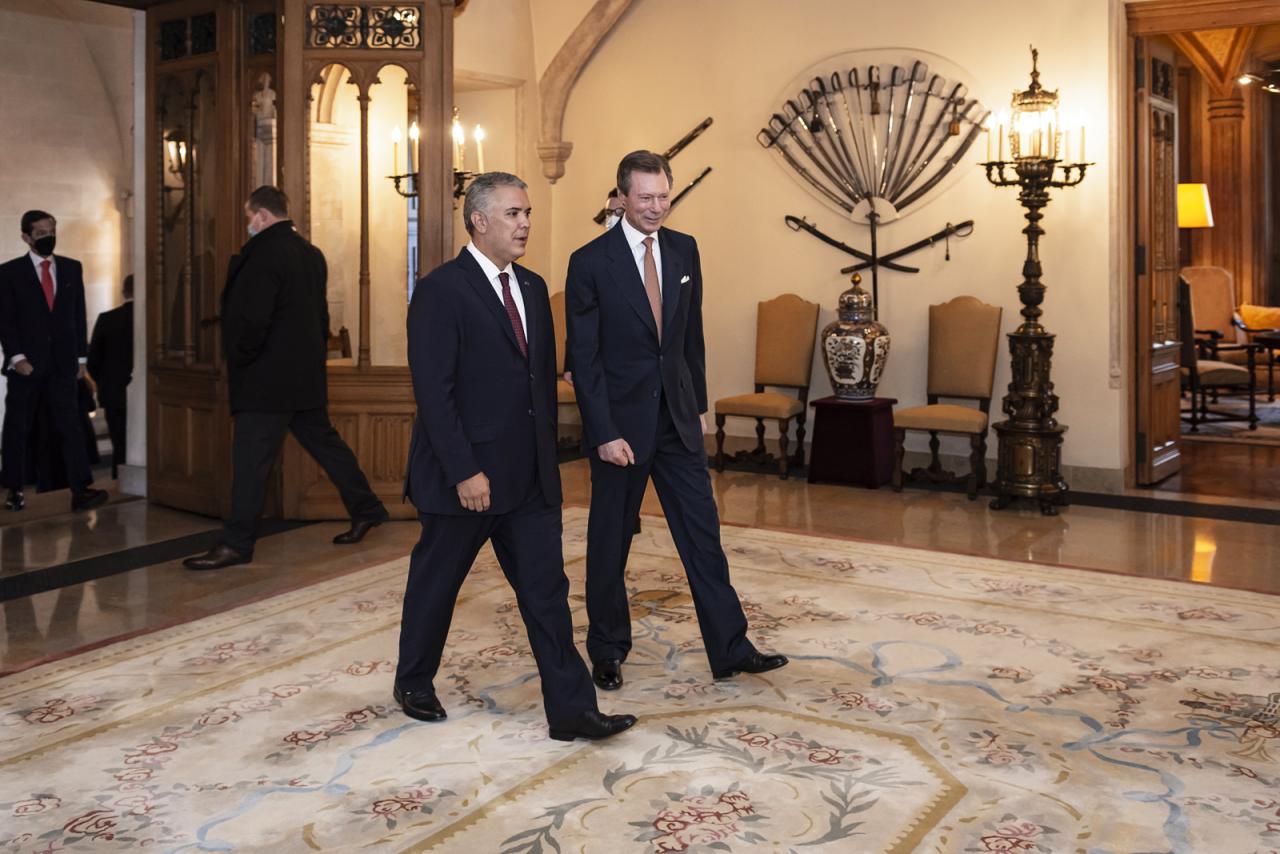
8, 251, 85, 370
465, 242, 526, 336
618, 216, 663, 298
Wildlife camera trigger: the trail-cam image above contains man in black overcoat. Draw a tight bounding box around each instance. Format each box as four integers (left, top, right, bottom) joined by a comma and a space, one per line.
0, 210, 107, 512
88, 274, 134, 479
183, 186, 388, 570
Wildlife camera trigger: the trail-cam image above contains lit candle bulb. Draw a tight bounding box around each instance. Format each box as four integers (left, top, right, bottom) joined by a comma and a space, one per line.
473, 124, 486, 173
408, 121, 419, 173
452, 117, 465, 171
391, 125, 402, 175
1079, 124, 1086, 163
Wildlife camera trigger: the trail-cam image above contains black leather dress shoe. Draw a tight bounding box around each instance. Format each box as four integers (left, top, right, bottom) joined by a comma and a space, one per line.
712, 651, 789, 680
70, 488, 108, 512
549, 709, 638, 742
333, 518, 382, 545
393, 685, 446, 722
592, 659, 623, 691
183, 544, 252, 571
4, 489, 24, 511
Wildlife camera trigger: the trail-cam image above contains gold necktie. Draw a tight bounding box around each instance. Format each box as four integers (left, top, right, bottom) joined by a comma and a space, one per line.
642, 236, 662, 341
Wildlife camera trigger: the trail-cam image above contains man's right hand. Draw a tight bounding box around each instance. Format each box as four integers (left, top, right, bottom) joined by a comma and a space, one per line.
597, 438, 635, 467
12, 360, 33, 377
563, 371, 573, 387
456, 472, 491, 512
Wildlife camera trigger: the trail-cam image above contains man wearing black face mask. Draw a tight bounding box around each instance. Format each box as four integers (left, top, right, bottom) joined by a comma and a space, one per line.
0, 210, 107, 512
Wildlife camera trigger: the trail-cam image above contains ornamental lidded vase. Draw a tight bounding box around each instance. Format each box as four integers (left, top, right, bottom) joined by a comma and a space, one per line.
821, 273, 890, 400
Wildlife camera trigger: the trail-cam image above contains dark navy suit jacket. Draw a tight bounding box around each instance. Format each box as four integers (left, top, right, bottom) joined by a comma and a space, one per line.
0, 254, 87, 378
564, 223, 707, 461
404, 247, 561, 516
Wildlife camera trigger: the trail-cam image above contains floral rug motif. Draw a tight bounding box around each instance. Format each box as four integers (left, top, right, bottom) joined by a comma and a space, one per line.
1, 508, 1279, 853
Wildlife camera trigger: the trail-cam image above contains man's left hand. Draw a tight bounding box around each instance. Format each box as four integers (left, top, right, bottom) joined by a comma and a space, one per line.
700, 413, 707, 434
77, 364, 86, 380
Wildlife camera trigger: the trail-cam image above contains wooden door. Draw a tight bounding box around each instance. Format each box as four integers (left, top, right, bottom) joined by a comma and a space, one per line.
1134, 36, 1183, 485
146, 0, 261, 516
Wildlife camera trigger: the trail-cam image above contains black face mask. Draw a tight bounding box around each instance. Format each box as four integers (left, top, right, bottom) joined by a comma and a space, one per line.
32, 235, 56, 257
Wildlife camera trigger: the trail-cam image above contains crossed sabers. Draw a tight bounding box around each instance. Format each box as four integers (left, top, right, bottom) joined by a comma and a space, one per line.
785, 214, 974, 315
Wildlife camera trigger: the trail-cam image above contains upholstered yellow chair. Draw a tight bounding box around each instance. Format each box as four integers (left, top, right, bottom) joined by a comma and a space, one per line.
714, 294, 820, 479
1182, 265, 1278, 397
891, 296, 1002, 499
1179, 277, 1258, 430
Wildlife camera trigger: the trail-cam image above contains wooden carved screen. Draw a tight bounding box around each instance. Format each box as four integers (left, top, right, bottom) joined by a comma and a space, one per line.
1134, 38, 1182, 485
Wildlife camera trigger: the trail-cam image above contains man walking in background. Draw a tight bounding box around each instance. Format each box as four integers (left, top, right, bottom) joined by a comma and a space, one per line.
395, 172, 636, 741
88, 274, 134, 479
0, 210, 107, 513
183, 186, 388, 570
565, 151, 787, 691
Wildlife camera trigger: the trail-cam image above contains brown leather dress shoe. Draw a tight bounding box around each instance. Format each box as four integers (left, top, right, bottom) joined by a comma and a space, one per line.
183, 544, 252, 571
333, 518, 382, 545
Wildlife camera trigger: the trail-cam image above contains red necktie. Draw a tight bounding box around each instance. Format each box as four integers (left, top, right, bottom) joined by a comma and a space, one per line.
499, 272, 528, 358
40, 259, 55, 310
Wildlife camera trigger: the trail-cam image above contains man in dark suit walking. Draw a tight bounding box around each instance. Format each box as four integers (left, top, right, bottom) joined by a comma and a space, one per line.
0, 210, 107, 513
396, 172, 635, 742
183, 186, 388, 570
566, 151, 787, 691
88, 274, 134, 479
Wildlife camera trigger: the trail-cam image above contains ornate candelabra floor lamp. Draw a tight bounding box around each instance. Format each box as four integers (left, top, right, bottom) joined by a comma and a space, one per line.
982, 48, 1090, 515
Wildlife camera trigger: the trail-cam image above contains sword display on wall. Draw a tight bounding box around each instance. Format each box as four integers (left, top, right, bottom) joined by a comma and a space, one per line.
671, 166, 713, 210
592, 117, 714, 223
760, 56, 988, 316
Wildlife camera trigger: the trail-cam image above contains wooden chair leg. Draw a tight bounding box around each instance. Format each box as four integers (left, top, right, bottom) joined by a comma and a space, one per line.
754, 418, 766, 454
793, 414, 807, 466
976, 433, 989, 489
966, 434, 981, 499
927, 431, 942, 475
714, 414, 727, 471
892, 427, 906, 492
778, 419, 790, 479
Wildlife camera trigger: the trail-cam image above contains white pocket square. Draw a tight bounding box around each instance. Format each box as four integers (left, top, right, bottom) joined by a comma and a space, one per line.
680, 275, 690, 284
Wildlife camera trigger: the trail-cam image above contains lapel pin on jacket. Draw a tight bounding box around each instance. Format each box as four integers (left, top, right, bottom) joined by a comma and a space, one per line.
680, 274, 690, 284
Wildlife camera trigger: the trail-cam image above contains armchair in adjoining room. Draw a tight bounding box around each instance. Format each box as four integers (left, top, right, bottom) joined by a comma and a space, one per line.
1178, 277, 1259, 431
1182, 265, 1279, 399
891, 296, 1002, 499
713, 294, 820, 479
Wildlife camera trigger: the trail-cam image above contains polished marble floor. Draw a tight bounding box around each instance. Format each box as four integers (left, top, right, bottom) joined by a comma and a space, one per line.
2, 457, 1278, 675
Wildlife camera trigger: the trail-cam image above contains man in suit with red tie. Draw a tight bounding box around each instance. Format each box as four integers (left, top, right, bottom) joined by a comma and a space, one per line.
395, 172, 636, 742
0, 211, 107, 513
565, 151, 787, 691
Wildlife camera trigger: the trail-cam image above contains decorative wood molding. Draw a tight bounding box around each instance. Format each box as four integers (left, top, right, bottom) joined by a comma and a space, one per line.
1127, 0, 1280, 36
537, 0, 633, 182
1170, 27, 1257, 95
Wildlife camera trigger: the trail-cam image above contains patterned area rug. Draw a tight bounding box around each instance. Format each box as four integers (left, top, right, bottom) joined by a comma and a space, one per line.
1182, 396, 1280, 446
2, 509, 1279, 853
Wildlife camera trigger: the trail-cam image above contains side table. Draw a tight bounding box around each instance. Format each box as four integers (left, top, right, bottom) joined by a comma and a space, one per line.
1254, 330, 1280, 401
807, 396, 897, 488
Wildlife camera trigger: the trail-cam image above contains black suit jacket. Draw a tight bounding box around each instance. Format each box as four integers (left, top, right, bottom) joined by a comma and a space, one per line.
88, 301, 134, 409
404, 248, 561, 516
565, 224, 707, 461
220, 221, 329, 413
0, 254, 87, 378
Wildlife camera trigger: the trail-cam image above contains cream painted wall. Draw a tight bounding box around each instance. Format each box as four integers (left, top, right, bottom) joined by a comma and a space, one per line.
529, 0, 599, 78
549, 0, 1124, 472
454, 0, 552, 276
0, 0, 135, 439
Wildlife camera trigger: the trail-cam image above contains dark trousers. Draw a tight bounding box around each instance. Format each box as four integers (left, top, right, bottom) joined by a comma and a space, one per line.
103, 403, 126, 479
223, 407, 387, 553
395, 481, 597, 725
1, 371, 92, 492
585, 401, 752, 671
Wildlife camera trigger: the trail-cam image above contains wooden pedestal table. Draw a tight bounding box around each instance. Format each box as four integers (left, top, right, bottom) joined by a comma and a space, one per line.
806, 397, 897, 488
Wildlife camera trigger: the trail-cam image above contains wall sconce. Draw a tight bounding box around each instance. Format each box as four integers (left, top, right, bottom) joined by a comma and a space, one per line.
388, 108, 487, 201
164, 135, 188, 176
981, 46, 1092, 516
